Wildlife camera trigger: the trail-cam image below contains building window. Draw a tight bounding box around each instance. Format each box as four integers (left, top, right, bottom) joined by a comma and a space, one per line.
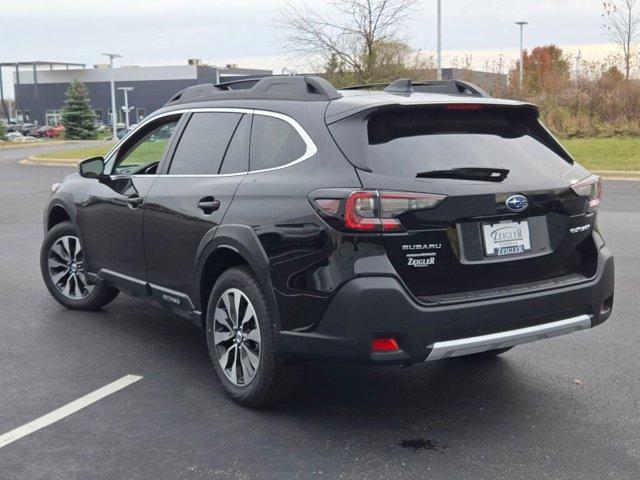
107, 109, 125, 126
16, 110, 32, 123
45, 109, 62, 126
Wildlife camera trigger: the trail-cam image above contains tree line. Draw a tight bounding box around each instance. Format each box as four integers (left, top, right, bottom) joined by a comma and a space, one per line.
275, 0, 640, 137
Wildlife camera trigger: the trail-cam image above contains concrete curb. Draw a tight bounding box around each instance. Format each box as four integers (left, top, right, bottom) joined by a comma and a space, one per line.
0, 140, 69, 150
591, 170, 640, 181
21, 155, 81, 167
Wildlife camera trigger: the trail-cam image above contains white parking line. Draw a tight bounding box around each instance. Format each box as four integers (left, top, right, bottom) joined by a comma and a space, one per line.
0, 374, 143, 449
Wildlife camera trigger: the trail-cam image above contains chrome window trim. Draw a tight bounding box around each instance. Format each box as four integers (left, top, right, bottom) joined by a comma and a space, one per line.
104, 107, 317, 177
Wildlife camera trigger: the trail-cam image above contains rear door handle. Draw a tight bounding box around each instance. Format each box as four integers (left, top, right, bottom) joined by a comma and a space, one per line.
197, 196, 220, 214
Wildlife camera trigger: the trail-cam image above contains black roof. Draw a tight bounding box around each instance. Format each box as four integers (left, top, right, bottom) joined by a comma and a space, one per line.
165, 75, 341, 105
164, 75, 495, 107
158, 75, 534, 126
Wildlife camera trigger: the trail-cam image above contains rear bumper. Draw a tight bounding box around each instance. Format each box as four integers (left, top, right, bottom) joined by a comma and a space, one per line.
279, 245, 614, 364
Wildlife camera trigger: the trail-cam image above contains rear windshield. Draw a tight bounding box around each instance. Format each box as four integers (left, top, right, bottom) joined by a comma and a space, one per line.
367, 107, 573, 178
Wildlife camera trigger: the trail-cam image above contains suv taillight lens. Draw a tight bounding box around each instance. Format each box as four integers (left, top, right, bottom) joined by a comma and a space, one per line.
315, 190, 446, 232
571, 175, 602, 211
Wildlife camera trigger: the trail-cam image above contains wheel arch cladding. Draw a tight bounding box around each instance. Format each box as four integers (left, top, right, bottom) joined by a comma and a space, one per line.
196, 225, 279, 329
47, 204, 71, 230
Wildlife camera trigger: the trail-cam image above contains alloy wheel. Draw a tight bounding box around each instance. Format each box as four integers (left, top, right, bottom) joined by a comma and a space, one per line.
48, 235, 94, 299
213, 288, 261, 386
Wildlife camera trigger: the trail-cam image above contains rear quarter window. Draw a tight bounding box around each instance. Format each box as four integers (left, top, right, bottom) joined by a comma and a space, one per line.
250, 115, 306, 171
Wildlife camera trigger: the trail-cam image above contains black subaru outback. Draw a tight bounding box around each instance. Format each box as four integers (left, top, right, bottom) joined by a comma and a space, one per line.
41, 76, 614, 406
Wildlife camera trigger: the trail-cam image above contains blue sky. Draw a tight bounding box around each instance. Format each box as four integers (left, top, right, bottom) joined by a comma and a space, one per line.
0, 0, 616, 97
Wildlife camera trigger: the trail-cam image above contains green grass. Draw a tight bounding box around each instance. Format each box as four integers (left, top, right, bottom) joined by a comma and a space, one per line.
561, 137, 640, 171
35, 143, 115, 160
33, 139, 168, 166
119, 140, 168, 166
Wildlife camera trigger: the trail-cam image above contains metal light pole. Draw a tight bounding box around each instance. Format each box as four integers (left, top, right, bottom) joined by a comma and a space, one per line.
118, 87, 134, 129
102, 53, 122, 140
575, 50, 582, 82
515, 22, 528, 90
436, 0, 442, 80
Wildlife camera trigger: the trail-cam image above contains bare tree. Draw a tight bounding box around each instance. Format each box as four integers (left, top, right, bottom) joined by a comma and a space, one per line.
603, 0, 640, 79
275, 0, 421, 83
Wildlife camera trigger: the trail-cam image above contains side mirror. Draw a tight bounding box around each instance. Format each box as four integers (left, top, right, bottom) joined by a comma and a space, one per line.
79, 156, 105, 179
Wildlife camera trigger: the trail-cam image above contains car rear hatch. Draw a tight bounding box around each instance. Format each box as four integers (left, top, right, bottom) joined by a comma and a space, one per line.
328, 102, 601, 303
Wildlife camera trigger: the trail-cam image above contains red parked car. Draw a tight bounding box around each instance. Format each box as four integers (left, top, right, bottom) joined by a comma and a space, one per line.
44, 124, 65, 138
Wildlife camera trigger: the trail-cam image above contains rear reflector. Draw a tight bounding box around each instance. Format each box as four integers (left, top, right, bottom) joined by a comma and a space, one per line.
372, 338, 400, 353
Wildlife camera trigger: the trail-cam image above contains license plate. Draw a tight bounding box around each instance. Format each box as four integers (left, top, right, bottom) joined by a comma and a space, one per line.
482, 220, 531, 257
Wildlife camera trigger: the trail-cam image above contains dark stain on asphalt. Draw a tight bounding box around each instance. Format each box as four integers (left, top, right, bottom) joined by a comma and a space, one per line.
399, 438, 449, 452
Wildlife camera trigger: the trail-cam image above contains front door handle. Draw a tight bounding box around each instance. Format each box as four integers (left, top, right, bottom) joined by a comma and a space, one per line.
126, 195, 144, 209
197, 196, 220, 214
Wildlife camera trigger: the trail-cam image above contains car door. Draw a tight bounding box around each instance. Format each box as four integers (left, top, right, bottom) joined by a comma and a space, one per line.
143, 110, 251, 307
80, 114, 182, 291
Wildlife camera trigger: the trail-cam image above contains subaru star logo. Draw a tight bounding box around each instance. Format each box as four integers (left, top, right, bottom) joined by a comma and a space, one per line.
506, 194, 529, 212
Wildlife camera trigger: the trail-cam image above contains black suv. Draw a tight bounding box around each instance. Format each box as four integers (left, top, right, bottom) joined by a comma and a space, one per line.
41, 76, 614, 406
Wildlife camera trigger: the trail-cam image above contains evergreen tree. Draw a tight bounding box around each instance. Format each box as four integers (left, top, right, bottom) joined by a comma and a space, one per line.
61, 79, 97, 140
0, 120, 6, 141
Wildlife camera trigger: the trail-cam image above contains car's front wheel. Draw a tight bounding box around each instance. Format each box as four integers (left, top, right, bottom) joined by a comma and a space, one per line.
206, 266, 301, 406
40, 221, 119, 310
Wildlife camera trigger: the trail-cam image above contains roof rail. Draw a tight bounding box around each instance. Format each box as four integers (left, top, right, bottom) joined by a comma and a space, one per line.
215, 77, 263, 90
411, 80, 490, 97
340, 82, 389, 91
341, 78, 491, 98
165, 75, 341, 106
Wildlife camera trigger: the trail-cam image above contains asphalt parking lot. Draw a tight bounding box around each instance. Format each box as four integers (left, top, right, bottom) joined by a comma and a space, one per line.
0, 143, 638, 480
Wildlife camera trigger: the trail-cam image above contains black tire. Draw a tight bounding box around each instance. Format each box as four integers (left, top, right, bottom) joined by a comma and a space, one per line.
206, 266, 301, 407
40, 221, 119, 310
456, 347, 513, 361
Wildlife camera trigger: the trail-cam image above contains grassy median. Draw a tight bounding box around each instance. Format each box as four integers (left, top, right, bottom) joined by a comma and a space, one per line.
34, 143, 116, 160
34, 137, 640, 172
561, 137, 640, 171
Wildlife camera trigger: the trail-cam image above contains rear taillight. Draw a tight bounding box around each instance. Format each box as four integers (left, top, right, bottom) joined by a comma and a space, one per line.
571, 175, 601, 211
344, 191, 380, 231
313, 190, 446, 232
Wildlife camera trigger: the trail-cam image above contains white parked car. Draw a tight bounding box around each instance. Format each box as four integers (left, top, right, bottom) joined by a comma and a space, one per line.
6, 132, 23, 141
12, 135, 42, 142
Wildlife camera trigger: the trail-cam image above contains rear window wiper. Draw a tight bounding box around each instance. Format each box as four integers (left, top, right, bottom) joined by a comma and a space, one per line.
416, 167, 509, 182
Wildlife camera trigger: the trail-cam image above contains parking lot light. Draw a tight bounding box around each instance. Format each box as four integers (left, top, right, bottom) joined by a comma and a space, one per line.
102, 53, 122, 141
515, 22, 528, 90
118, 87, 134, 129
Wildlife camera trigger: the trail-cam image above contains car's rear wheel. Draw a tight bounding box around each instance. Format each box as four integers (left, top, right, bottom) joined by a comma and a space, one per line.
40, 221, 118, 310
206, 266, 301, 406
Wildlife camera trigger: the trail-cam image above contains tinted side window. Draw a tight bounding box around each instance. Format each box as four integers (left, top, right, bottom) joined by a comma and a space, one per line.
219, 114, 251, 174
249, 115, 306, 171
169, 112, 242, 175
112, 118, 180, 175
